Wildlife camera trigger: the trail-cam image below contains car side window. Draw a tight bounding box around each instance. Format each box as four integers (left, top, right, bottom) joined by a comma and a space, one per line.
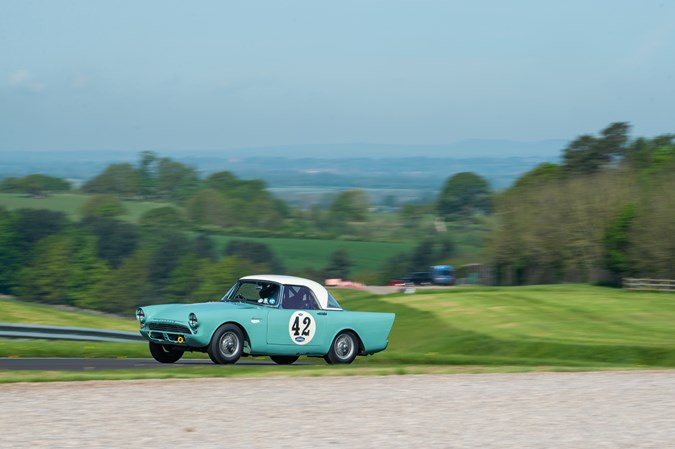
281, 285, 320, 310
231, 282, 260, 302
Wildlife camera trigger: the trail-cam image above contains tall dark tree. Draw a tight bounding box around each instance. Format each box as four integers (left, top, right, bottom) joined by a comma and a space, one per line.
80, 216, 139, 268
563, 122, 630, 175
603, 204, 637, 284
223, 240, 285, 273
324, 249, 352, 279
436, 172, 491, 219
193, 234, 217, 261
81, 163, 141, 197
138, 151, 158, 198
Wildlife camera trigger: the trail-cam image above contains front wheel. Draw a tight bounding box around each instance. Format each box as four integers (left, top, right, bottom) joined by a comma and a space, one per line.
149, 342, 184, 363
324, 331, 358, 364
270, 355, 299, 365
208, 324, 244, 364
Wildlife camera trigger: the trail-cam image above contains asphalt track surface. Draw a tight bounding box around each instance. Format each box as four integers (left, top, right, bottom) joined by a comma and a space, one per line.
2, 371, 675, 449
0, 357, 316, 370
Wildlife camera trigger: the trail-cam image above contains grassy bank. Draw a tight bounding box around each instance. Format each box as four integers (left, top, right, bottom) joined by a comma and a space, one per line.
336, 285, 675, 367
2, 285, 675, 379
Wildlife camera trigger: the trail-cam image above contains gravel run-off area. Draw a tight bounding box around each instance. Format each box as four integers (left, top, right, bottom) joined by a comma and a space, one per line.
1, 371, 674, 449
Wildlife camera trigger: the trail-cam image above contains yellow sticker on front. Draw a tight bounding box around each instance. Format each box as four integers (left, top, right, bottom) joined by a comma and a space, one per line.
177, 336, 184, 344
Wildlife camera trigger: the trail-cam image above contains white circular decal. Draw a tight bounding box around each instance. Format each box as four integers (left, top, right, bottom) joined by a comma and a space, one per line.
288, 311, 316, 345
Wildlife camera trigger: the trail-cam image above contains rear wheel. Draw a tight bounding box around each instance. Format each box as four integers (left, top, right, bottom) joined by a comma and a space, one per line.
149, 342, 184, 363
324, 331, 358, 364
270, 355, 299, 365
208, 324, 244, 364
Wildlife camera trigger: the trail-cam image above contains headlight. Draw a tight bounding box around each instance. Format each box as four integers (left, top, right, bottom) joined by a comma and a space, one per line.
136, 308, 145, 324
188, 313, 198, 329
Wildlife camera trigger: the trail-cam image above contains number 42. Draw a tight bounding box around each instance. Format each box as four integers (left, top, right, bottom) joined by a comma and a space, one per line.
292, 316, 312, 337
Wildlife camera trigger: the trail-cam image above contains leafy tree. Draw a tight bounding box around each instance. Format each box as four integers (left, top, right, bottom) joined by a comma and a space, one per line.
223, 240, 285, 273
0, 209, 67, 293
164, 256, 207, 302
329, 189, 370, 222
16, 233, 108, 307
156, 157, 199, 200
563, 122, 630, 175
80, 216, 139, 268
185, 189, 235, 227
408, 237, 455, 272
0, 208, 23, 292
603, 204, 637, 283
93, 250, 153, 312
323, 249, 352, 279
623, 135, 675, 172
81, 163, 141, 197
203, 172, 288, 229
13, 209, 67, 250
204, 171, 239, 192
0, 174, 70, 196
626, 180, 675, 279
138, 206, 186, 230
512, 163, 563, 190
193, 234, 217, 261
81, 194, 126, 218
193, 256, 258, 301
16, 235, 73, 304
138, 151, 158, 198
436, 172, 491, 219
146, 231, 192, 293
66, 234, 110, 308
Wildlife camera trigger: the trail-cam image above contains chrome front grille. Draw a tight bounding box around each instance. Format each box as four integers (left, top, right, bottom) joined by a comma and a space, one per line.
148, 322, 191, 334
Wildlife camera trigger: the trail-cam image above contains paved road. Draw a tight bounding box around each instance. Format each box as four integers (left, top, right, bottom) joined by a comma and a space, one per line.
0, 357, 317, 370
1, 371, 674, 448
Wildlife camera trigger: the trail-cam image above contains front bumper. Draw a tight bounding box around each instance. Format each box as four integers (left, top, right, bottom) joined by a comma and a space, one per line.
139, 321, 209, 348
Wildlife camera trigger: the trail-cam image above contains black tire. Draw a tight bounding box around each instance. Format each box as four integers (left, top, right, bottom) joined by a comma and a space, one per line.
270, 355, 299, 365
208, 324, 244, 364
324, 331, 358, 364
149, 342, 184, 364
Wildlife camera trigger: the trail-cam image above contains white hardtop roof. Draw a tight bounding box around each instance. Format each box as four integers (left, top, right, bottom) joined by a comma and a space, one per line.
239, 274, 340, 310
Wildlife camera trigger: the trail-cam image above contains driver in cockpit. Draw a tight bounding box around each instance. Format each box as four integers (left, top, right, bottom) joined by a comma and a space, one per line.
258, 283, 279, 305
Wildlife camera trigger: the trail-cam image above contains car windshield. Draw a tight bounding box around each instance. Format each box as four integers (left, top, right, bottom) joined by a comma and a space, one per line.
222, 281, 280, 307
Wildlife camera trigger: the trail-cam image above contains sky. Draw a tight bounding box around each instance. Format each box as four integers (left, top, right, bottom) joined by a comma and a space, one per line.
1, 0, 674, 153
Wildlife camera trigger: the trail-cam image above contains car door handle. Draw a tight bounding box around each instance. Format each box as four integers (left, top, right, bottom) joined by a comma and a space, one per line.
317, 312, 327, 316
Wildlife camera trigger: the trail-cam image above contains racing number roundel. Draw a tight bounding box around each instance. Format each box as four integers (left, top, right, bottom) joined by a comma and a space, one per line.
288, 311, 316, 345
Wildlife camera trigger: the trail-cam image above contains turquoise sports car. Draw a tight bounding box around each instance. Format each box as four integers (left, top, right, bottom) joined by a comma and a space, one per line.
136, 275, 395, 365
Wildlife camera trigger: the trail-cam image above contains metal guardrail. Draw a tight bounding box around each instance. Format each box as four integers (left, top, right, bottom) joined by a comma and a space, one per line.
0, 323, 143, 342
623, 278, 675, 292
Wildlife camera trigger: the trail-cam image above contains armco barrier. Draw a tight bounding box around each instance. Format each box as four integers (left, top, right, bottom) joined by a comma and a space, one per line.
0, 323, 143, 342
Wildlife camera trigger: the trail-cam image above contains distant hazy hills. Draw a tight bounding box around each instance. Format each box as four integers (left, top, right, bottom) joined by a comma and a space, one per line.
184, 139, 567, 159
1, 140, 565, 194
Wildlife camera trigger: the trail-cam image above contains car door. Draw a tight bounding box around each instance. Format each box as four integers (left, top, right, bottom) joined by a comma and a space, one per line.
266, 285, 328, 348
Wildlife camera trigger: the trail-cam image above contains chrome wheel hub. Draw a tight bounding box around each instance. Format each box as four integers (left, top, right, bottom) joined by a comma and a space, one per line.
335, 335, 354, 359
220, 332, 239, 356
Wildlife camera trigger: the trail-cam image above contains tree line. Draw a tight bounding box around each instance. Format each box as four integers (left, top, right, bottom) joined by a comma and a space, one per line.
0, 205, 380, 313
490, 123, 675, 285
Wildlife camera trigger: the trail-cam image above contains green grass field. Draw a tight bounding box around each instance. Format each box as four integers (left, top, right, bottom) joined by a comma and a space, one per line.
336, 285, 675, 367
210, 234, 413, 274
2, 285, 675, 377
0, 193, 413, 275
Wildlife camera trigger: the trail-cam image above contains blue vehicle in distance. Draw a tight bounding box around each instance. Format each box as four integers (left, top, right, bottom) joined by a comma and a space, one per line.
431, 265, 455, 286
